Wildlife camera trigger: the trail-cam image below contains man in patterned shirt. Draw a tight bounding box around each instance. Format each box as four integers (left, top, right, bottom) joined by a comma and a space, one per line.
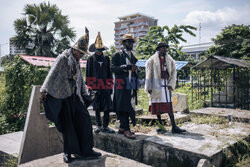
40, 28, 101, 163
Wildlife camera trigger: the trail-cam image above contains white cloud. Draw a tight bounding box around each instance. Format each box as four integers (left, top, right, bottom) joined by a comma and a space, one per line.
183, 6, 250, 29
181, 5, 250, 45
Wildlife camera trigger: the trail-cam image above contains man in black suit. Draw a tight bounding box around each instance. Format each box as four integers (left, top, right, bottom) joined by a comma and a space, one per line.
111, 34, 139, 139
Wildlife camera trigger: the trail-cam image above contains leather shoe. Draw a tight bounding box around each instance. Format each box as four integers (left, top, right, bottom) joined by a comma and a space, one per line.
94, 126, 101, 133
118, 128, 135, 135
101, 127, 115, 133
63, 153, 71, 163
172, 126, 186, 134
124, 130, 136, 139
156, 127, 166, 133
85, 150, 102, 158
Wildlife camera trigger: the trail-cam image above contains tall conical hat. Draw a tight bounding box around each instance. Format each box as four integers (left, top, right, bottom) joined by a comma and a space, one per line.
95, 32, 104, 50
72, 27, 89, 54
89, 32, 108, 52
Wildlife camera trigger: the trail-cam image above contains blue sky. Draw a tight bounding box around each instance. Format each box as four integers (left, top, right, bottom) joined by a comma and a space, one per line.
0, 0, 249, 56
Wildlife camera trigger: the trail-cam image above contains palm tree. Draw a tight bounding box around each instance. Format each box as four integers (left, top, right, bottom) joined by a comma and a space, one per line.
136, 25, 196, 59
13, 2, 75, 57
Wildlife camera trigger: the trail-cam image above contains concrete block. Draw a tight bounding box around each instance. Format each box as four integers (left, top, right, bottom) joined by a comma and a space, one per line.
93, 132, 147, 162
18, 86, 63, 165
197, 159, 212, 167
172, 92, 189, 113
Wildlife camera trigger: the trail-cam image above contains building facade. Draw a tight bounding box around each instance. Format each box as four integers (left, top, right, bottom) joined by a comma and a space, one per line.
114, 13, 158, 50
181, 42, 214, 60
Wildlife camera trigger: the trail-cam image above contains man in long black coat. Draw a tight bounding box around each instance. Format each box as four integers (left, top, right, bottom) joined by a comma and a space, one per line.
111, 34, 139, 139
40, 28, 101, 163
86, 32, 115, 133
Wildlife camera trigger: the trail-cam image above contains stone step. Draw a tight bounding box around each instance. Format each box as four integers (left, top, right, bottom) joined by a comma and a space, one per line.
136, 112, 191, 125
0, 131, 22, 166
94, 122, 250, 167
190, 107, 250, 123
18, 148, 151, 167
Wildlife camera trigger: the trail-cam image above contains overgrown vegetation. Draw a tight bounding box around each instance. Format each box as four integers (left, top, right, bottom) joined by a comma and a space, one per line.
223, 138, 250, 167
191, 115, 228, 125
0, 56, 49, 134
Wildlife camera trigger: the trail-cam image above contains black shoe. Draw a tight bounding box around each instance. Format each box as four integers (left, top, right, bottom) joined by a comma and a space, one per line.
101, 127, 115, 133
63, 153, 71, 163
156, 128, 166, 133
172, 126, 186, 134
85, 150, 102, 158
94, 126, 101, 133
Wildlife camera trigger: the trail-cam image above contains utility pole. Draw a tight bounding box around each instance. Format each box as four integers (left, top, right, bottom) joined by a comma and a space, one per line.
199, 22, 201, 46
0, 42, 8, 67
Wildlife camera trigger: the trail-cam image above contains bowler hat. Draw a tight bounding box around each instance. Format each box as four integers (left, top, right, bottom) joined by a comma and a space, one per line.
156, 42, 169, 51
120, 34, 136, 43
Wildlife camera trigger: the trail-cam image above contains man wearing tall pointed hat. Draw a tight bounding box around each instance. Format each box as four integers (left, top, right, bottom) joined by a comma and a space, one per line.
145, 42, 186, 134
111, 34, 139, 139
86, 32, 115, 134
40, 28, 101, 163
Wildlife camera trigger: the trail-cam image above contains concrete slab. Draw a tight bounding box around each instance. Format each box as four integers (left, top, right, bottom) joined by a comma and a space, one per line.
94, 130, 148, 162
19, 148, 151, 167
142, 122, 250, 166
190, 107, 250, 123
93, 121, 250, 167
136, 112, 191, 125
0, 131, 23, 157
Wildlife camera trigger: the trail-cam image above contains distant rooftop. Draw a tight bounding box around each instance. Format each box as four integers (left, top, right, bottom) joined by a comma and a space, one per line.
182, 42, 214, 53
20, 55, 87, 68
118, 13, 156, 21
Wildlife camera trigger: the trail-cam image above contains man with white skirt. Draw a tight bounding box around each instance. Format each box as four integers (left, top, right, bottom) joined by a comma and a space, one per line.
145, 42, 186, 134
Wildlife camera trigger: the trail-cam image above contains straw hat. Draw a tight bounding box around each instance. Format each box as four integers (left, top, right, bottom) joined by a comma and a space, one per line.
120, 34, 136, 44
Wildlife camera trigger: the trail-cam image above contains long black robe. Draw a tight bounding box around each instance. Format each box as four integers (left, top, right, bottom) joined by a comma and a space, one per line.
86, 54, 113, 111
43, 94, 94, 155
111, 50, 139, 125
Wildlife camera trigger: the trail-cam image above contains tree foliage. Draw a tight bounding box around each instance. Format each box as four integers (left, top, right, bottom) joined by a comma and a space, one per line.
103, 45, 117, 57
136, 25, 197, 59
0, 56, 49, 132
13, 2, 75, 57
208, 24, 250, 60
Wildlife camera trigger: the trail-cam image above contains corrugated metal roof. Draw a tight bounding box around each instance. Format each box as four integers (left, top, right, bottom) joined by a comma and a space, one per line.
20, 55, 189, 70
20, 55, 87, 68
136, 60, 189, 70
192, 55, 250, 69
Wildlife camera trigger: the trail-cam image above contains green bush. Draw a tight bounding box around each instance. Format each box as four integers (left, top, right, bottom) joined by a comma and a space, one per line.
0, 56, 49, 133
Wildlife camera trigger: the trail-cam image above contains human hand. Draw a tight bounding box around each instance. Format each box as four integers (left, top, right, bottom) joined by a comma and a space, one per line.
132, 64, 138, 72
40, 92, 47, 104
167, 86, 173, 91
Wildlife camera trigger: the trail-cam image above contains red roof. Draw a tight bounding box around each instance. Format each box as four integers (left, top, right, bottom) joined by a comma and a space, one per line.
20, 55, 87, 68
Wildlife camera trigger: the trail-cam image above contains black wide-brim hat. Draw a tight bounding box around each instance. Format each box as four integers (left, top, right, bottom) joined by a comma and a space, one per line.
156, 42, 169, 51
88, 43, 108, 52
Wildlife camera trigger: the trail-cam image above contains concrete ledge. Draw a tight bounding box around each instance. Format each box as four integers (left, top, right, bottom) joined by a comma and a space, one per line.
19, 148, 151, 167
94, 132, 148, 162
93, 122, 250, 167
190, 107, 250, 123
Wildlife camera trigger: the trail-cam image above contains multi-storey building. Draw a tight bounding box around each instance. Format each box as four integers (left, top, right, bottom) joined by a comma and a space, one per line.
114, 13, 158, 51
9, 37, 26, 55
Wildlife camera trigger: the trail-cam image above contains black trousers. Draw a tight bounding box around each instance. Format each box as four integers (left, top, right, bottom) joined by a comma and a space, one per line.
95, 110, 110, 128
119, 112, 130, 131
44, 94, 94, 156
